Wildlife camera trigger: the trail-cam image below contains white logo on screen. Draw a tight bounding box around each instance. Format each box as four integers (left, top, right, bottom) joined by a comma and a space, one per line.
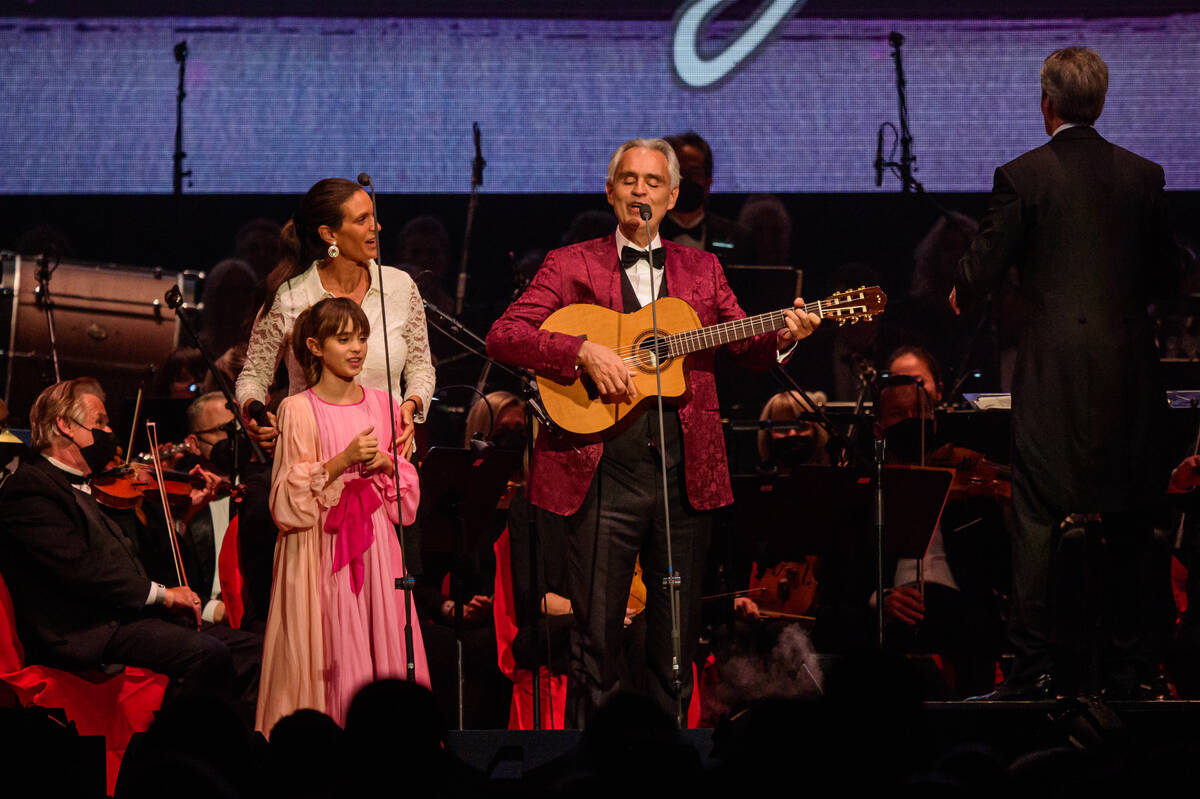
672, 0, 808, 88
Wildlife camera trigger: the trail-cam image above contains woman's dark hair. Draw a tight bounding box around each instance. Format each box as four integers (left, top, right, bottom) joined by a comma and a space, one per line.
260, 178, 363, 317
884, 345, 943, 393
293, 297, 371, 387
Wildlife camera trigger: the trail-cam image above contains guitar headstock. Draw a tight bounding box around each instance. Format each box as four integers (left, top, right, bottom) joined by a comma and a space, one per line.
821, 285, 887, 326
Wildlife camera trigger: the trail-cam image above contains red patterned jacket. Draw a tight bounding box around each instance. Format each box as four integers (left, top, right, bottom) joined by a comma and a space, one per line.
486, 234, 783, 516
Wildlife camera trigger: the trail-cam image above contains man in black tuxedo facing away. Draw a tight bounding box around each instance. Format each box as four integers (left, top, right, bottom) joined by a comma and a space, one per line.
0, 378, 239, 708
955, 47, 1182, 698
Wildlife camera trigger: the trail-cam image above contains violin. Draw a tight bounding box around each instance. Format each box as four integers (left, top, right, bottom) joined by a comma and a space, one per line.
628, 559, 647, 619
753, 558, 820, 622
925, 444, 1011, 503
91, 460, 240, 511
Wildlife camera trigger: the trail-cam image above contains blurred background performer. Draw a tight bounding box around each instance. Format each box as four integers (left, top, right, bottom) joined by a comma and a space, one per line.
955, 47, 1182, 699
486, 137, 821, 727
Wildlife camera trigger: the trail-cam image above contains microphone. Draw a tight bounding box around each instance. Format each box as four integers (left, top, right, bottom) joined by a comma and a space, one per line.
357, 172, 371, 187
246, 399, 272, 429
874, 128, 884, 188
850, 352, 877, 384
636, 203, 653, 222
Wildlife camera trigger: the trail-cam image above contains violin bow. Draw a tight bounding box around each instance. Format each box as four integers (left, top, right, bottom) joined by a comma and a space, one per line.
145, 420, 190, 590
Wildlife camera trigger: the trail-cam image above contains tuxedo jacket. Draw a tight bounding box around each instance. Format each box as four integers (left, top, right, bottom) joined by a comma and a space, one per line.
0, 456, 152, 667
486, 234, 782, 516
957, 126, 1181, 512
661, 211, 757, 266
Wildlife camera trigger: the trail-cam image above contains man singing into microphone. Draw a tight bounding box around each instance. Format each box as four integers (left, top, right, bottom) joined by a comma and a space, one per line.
486, 138, 820, 726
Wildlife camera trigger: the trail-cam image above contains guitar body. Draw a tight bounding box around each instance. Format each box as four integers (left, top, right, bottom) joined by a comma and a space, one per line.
536, 298, 702, 437
533, 286, 886, 436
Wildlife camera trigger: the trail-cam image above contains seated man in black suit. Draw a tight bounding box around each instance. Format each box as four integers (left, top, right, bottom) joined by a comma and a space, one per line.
0, 378, 239, 710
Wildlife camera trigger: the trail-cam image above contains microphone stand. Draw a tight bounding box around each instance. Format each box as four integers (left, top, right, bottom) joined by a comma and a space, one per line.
33, 251, 62, 384
455, 123, 486, 316
639, 205, 685, 727
423, 298, 560, 727
163, 286, 267, 466
875, 29, 991, 401
422, 301, 558, 434
768, 364, 860, 468
172, 41, 192, 197
359, 174, 419, 684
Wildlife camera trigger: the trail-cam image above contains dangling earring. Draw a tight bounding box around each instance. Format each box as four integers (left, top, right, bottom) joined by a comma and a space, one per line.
327, 243, 340, 260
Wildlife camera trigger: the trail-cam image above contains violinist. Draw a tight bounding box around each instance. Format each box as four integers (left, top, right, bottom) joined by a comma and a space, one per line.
137, 392, 259, 629
731, 389, 830, 623
866, 347, 1005, 697
0, 378, 243, 712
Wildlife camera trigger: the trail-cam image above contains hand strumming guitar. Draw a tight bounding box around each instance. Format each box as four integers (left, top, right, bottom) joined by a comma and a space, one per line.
577, 340, 638, 404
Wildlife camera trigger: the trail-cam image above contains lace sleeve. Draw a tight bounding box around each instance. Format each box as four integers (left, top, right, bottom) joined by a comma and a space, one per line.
235, 299, 289, 409
399, 277, 436, 423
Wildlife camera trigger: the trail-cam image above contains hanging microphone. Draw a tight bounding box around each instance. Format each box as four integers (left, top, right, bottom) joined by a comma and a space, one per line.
635, 202, 652, 222
874, 128, 884, 188
357, 173, 372, 187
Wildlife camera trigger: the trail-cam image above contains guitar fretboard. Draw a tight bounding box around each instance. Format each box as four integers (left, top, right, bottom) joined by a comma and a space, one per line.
665, 296, 867, 356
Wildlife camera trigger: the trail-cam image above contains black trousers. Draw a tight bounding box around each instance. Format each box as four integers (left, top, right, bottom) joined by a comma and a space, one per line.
101, 615, 261, 724
1009, 463, 1163, 692
563, 454, 711, 728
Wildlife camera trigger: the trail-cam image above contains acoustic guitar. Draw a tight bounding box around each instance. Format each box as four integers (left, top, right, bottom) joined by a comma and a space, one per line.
536, 286, 887, 436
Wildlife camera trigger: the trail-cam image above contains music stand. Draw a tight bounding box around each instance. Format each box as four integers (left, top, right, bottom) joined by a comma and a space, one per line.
414, 444, 520, 729
731, 464, 953, 645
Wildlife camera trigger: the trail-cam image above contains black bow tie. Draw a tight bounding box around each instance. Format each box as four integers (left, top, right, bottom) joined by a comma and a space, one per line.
620, 245, 666, 270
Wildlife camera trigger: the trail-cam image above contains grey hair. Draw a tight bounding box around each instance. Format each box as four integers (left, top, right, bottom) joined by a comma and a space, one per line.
186, 391, 227, 433
606, 138, 681, 190
1040, 46, 1108, 125
29, 377, 105, 452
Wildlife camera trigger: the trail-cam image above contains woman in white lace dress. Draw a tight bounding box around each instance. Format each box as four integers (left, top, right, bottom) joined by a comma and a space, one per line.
234, 178, 435, 458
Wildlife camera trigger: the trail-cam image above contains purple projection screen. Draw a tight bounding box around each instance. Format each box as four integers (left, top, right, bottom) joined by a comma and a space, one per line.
1, 13, 1198, 193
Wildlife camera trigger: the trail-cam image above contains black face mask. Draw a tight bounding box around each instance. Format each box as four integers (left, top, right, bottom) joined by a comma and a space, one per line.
771, 435, 818, 468
882, 418, 935, 464
673, 177, 706, 214
70, 426, 119, 474
207, 436, 251, 476
492, 428, 528, 453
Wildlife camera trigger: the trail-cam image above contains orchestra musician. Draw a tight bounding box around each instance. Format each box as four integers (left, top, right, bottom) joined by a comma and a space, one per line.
0, 378, 250, 712
486, 137, 821, 726
955, 47, 1182, 698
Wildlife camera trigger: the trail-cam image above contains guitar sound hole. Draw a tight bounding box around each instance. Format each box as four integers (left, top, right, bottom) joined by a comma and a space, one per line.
633, 335, 672, 373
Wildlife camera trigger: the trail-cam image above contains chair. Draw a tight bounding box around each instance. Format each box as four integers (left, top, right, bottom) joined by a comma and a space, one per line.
0, 569, 167, 795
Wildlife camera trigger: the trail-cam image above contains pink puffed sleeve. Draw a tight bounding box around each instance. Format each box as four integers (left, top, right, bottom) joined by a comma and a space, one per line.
269, 395, 343, 532
370, 456, 420, 526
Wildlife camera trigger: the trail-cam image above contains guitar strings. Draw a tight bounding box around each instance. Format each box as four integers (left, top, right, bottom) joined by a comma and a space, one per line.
612, 303, 820, 363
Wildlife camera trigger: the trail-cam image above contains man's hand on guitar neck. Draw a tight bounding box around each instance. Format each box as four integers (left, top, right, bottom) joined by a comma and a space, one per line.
577, 340, 638, 404
777, 297, 822, 351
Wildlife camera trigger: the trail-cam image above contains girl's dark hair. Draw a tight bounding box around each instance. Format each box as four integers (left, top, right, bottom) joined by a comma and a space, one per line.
260, 178, 363, 317
293, 297, 371, 387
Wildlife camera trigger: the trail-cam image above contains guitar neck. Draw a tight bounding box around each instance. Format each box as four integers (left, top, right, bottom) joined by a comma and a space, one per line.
667, 300, 823, 357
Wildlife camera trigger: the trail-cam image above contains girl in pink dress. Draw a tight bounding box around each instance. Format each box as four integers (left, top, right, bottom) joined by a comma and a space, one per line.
256, 297, 427, 734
